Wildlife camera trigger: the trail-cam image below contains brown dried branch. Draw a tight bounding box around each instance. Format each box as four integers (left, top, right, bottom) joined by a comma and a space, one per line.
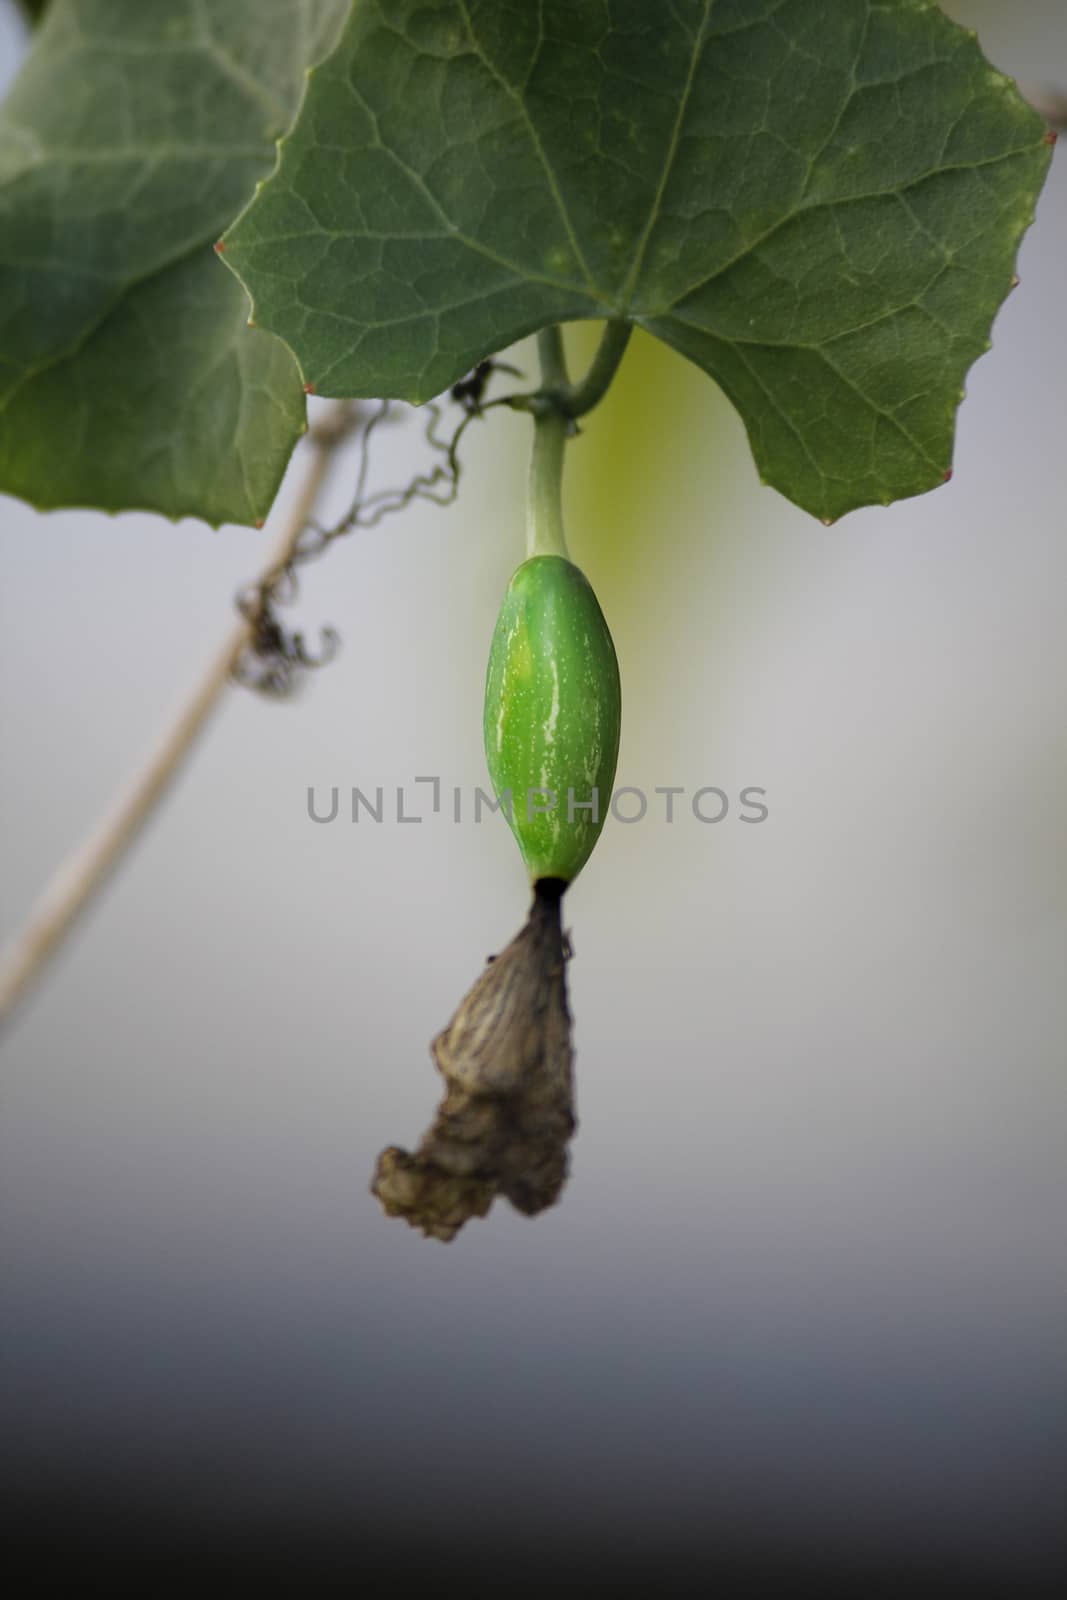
0, 405, 360, 1028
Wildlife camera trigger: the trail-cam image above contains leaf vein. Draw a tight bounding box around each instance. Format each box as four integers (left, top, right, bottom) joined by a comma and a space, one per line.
618, 0, 713, 308
656, 147, 1034, 315
453, 0, 598, 296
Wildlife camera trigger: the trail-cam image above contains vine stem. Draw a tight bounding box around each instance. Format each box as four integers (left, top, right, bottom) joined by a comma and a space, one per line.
547, 320, 632, 419
0, 404, 359, 1029
536, 325, 570, 392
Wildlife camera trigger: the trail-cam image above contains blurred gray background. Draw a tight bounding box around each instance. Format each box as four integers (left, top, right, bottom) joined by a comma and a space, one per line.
1, 1, 1064, 1590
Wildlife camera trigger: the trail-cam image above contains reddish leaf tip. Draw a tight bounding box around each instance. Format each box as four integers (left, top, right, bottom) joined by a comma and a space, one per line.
1044, 129, 1058, 145
943, 468, 954, 483
255, 518, 265, 529
303, 382, 316, 395
213, 239, 226, 255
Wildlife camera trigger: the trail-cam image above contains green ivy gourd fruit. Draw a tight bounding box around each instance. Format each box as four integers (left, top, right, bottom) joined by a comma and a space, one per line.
484, 554, 621, 885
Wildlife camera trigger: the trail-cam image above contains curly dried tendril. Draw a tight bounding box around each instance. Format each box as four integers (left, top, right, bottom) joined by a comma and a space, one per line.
231, 359, 524, 697
230, 588, 340, 698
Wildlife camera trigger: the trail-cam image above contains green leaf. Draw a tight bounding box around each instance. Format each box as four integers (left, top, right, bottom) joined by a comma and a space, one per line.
223, 0, 1053, 522
0, 0, 349, 526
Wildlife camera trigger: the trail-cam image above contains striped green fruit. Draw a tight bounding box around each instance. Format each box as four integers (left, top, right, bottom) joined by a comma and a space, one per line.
484, 554, 621, 885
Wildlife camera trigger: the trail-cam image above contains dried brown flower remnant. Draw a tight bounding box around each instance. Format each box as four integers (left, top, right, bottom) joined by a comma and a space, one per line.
372, 881, 575, 1241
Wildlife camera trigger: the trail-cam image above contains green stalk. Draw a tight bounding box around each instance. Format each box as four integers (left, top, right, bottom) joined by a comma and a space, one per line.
527, 331, 571, 559
551, 321, 632, 418
524, 321, 633, 558
536, 325, 570, 392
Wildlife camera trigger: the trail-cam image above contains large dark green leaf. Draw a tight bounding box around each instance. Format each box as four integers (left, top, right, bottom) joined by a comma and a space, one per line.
223, 0, 1053, 521
0, 0, 349, 525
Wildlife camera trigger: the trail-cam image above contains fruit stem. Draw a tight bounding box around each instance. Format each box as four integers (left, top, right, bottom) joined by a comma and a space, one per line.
527, 331, 571, 559
524, 321, 632, 558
